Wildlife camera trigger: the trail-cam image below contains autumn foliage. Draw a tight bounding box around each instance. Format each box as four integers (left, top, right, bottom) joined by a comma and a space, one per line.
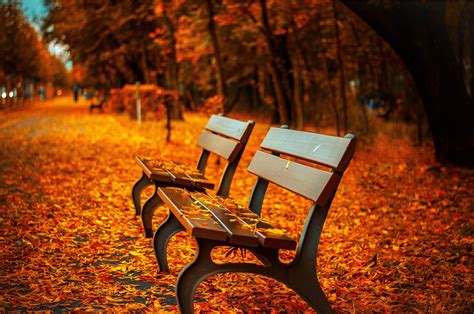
0, 98, 472, 312
107, 85, 177, 120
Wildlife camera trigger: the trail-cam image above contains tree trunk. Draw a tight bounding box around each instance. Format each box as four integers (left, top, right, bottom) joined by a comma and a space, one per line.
323, 60, 341, 137
293, 61, 304, 129
140, 43, 150, 84
259, 0, 291, 125
342, 0, 474, 166
332, 0, 348, 134
377, 36, 389, 93
349, 21, 370, 133
256, 63, 279, 123
205, 0, 228, 114
289, 20, 306, 129
163, 3, 183, 120
416, 98, 423, 145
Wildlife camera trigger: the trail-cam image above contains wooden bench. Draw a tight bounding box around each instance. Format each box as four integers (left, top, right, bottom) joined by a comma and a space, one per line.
156, 126, 356, 313
89, 96, 106, 112
131, 114, 254, 237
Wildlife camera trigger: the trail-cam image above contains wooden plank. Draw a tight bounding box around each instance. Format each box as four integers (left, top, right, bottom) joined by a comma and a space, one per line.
136, 157, 214, 189
165, 161, 215, 189
192, 192, 296, 250
159, 188, 295, 250
158, 188, 228, 241
205, 115, 252, 141
221, 202, 296, 250
135, 156, 173, 182
191, 194, 259, 247
247, 151, 341, 205
249, 218, 297, 250
260, 127, 355, 172
187, 174, 214, 190
197, 130, 242, 161
169, 171, 214, 190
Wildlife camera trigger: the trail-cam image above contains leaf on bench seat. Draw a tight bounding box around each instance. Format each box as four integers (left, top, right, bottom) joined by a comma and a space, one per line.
135, 156, 173, 182
158, 188, 227, 242
159, 188, 297, 250
136, 157, 214, 189
191, 193, 260, 247
190, 192, 297, 250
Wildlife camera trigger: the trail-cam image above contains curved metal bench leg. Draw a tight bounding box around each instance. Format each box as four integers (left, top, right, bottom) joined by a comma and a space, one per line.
175, 239, 333, 313
153, 212, 184, 272
176, 239, 217, 314
176, 240, 270, 313
288, 276, 332, 313
131, 172, 153, 216
141, 186, 164, 238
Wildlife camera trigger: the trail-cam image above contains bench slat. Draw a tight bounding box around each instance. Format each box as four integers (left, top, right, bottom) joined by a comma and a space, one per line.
166, 162, 215, 189
247, 150, 340, 205
205, 115, 251, 141
136, 156, 173, 182
136, 157, 214, 189
159, 188, 296, 250
158, 188, 228, 242
170, 171, 214, 190
221, 204, 296, 250
260, 127, 354, 172
197, 130, 242, 162
191, 192, 296, 250
192, 194, 260, 247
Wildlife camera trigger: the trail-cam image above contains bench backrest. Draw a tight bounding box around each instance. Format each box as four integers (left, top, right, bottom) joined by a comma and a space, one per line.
246, 126, 356, 264
196, 114, 255, 197
247, 127, 356, 212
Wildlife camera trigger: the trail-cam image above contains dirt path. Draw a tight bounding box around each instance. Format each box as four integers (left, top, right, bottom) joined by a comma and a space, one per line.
0, 97, 472, 312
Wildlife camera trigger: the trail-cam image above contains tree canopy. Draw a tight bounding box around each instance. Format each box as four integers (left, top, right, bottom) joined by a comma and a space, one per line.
0, 1, 68, 88
40, 0, 473, 166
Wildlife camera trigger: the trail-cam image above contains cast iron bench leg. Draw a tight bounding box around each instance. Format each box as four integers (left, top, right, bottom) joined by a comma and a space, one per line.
175, 238, 333, 313
175, 239, 219, 314
176, 239, 268, 314
291, 279, 332, 313
141, 183, 164, 238
131, 172, 153, 216
153, 212, 185, 272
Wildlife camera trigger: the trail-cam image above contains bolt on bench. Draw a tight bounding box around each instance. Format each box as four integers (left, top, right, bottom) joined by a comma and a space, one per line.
131, 114, 254, 237
156, 127, 356, 313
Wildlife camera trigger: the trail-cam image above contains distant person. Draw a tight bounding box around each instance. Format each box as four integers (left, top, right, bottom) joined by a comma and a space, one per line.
74, 85, 79, 103
40, 86, 46, 100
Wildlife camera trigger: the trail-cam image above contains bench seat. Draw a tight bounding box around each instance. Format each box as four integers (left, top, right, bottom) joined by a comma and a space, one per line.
131, 115, 254, 239
158, 187, 296, 250
136, 156, 214, 190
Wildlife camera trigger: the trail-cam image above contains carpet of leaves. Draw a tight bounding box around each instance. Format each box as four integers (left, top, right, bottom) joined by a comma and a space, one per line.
1, 98, 473, 312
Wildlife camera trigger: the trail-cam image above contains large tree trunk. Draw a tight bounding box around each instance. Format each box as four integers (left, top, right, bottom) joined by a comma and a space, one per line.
206, 0, 228, 114
342, 0, 474, 166
332, 0, 349, 134
259, 0, 291, 125
163, 4, 183, 120
140, 43, 150, 84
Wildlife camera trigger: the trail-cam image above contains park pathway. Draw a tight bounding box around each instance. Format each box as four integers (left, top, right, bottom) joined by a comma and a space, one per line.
0, 97, 208, 311
0, 97, 473, 312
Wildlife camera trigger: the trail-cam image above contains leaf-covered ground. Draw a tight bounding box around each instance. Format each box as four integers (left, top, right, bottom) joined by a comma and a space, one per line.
1, 98, 473, 312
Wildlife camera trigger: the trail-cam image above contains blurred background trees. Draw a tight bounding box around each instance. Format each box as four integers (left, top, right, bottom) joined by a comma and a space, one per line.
0, 0, 69, 105
42, 0, 420, 128
1, 0, 472, 165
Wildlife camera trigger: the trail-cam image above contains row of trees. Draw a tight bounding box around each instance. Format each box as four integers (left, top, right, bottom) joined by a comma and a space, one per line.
43, 0, 473, 165
44, 0, 413, 130
0, 1, 69, 102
